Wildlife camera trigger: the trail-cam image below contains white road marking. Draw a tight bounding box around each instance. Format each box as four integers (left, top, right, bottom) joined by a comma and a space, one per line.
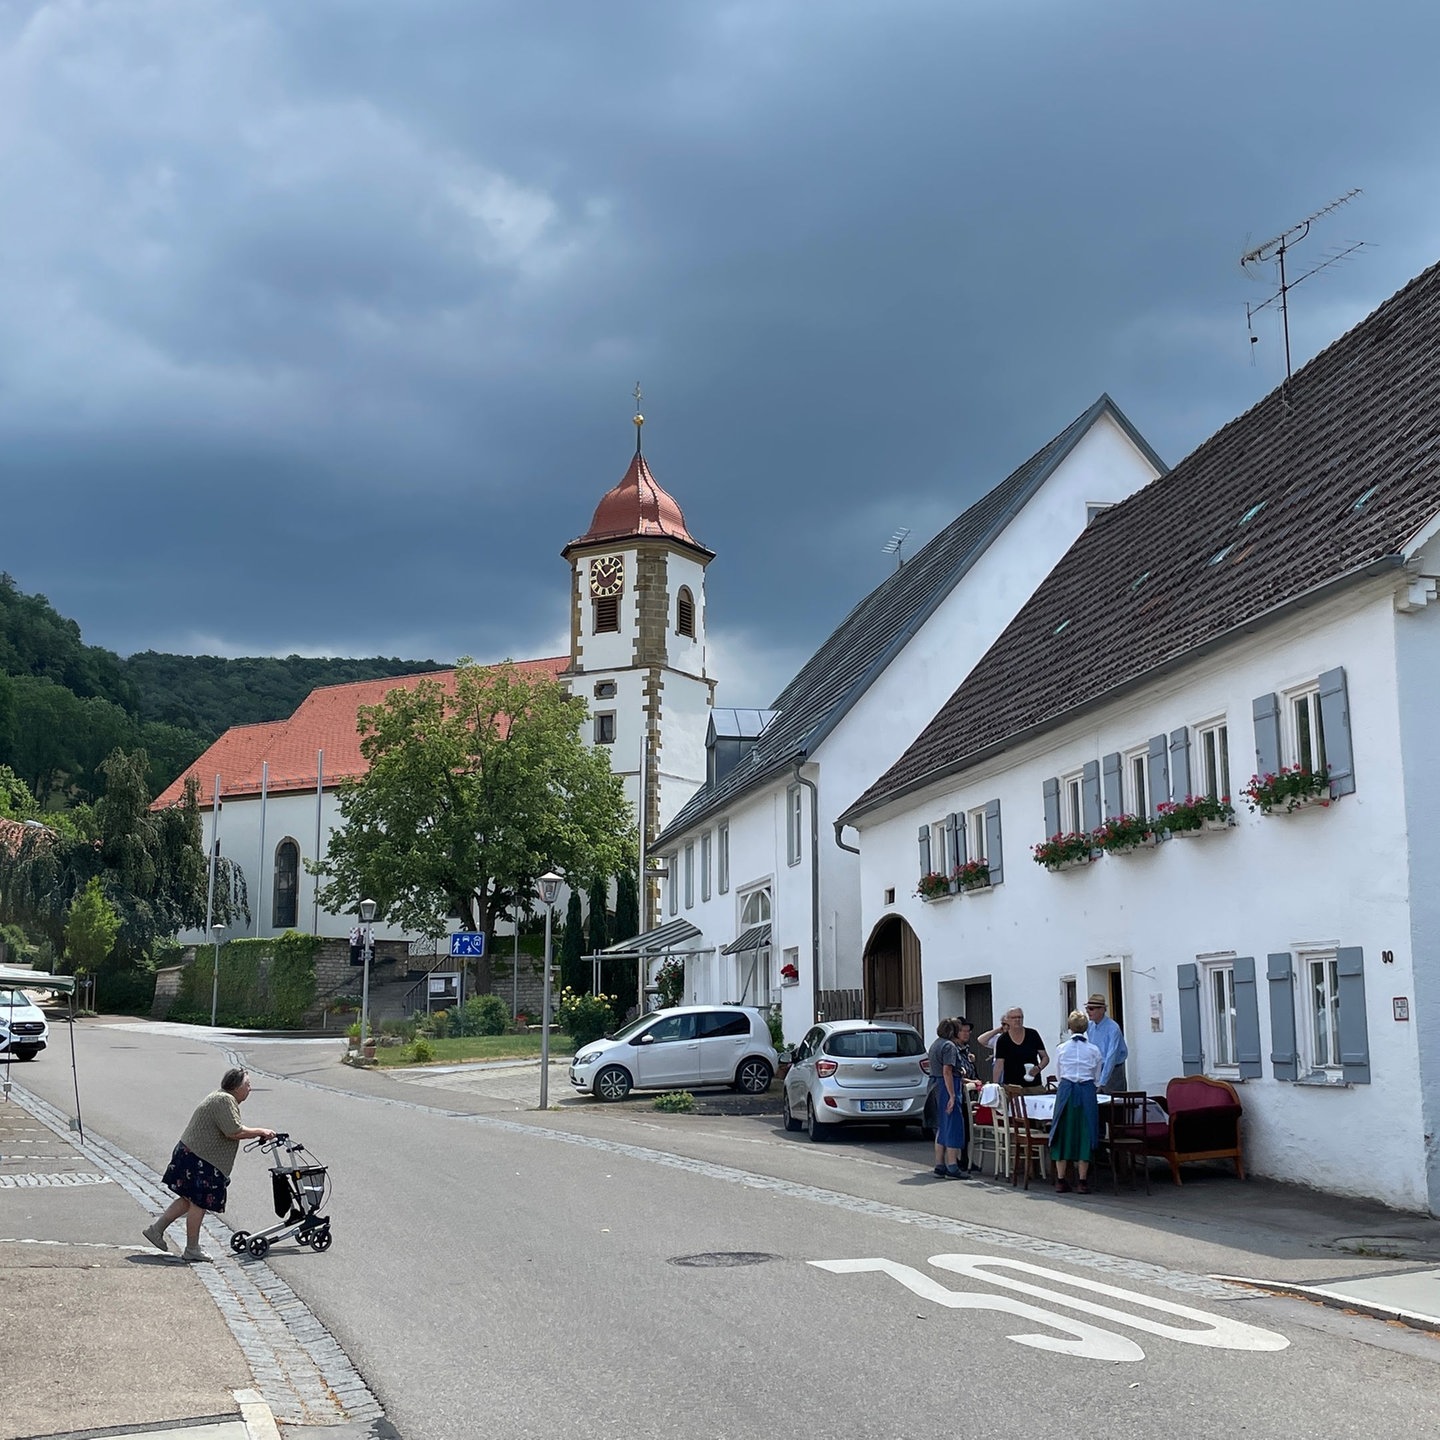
811, 1254, 1290, 1362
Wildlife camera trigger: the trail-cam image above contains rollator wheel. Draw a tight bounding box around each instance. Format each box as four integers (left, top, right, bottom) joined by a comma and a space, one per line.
230, 1231, 250, 1254
248, 1235, 271, 1259
310, 1226, 332, 1252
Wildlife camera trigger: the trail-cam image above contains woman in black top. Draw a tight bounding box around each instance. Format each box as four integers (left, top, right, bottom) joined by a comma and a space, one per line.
980, 1007, 1049, 1088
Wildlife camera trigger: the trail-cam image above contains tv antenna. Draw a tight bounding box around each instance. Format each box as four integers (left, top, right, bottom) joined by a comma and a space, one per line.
1241, 189, 1365, 383
882, 526, 912, 571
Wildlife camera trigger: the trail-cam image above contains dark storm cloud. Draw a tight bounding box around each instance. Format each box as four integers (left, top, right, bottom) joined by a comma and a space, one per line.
1, 0, 1437, 704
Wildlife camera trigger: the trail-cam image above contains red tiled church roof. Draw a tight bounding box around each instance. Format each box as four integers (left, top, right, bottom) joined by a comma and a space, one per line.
563, 449, 713, 559
152, 657, 569, 810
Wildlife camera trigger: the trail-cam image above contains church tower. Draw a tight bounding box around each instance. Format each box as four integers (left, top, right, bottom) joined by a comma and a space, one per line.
562, 404, 716, 908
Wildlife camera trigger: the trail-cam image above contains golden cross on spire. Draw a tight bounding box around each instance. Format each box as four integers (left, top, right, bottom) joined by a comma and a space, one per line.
632, 380, 644, 454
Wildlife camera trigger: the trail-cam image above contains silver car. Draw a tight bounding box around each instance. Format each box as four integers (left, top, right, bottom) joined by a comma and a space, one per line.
781, 1019, 928, 1142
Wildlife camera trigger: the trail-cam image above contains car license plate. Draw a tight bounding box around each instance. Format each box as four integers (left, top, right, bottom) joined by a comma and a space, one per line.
858, 1099, 904, 1113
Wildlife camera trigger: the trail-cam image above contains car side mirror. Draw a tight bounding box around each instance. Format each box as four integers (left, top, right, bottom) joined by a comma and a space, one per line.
635, 1034, 655, 1046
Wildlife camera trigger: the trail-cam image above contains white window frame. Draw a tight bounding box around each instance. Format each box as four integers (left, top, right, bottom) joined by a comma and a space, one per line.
667, 854, 678, 916
1299, 948, 1342, 1075
739, 884, 772, 927
1286, 685, 1328, 774
786, 784, 803, 867
684, 844, 695, 909
700, 832, 712, 902
1199, 954, 1239, 1073
717, 822, 730, 894
1060, 975, 1077, 1030
1195, 717, 1230, 803
966, 806, 987, 864
1124, 746, 1149, 817
1061, 770, 1085, 834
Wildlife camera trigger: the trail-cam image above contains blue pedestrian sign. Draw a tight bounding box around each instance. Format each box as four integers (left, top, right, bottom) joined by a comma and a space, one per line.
449, 932, 486, 958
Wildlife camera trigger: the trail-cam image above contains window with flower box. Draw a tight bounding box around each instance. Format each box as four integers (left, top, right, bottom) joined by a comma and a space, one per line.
1252, 668, 1355, 801
1196, 719, 1230, 802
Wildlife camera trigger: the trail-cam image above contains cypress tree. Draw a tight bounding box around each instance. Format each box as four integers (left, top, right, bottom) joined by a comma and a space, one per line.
560, 888, 585, 993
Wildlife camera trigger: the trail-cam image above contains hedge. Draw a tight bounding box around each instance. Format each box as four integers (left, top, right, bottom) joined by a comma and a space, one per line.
172, 932, 321, 1028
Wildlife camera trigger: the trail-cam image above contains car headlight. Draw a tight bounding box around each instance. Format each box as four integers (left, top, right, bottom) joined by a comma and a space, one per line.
575, 1051, 604, 1067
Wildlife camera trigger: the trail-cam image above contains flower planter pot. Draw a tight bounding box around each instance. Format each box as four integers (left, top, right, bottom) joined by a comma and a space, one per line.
1271, 791, 1331, 814
1172, 818, 1232, 837
919, 890, 957, 903
780, 975, 800, 987
959, 880, 994, 894
1049, 854, 1096, 872
1106, 832, 1159, 855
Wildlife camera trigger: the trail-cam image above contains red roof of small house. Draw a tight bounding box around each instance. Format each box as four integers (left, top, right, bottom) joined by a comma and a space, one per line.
151, 657, 570, 810
563, 450, 713, 560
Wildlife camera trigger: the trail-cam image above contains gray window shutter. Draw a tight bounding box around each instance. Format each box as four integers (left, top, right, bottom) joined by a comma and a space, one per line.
1169, 727, 1192, 803
984, 799, 1003, 885
1253, 692, 1281, 780
1042, 777, 1062, 838
1146, 736, 1169, 835
951, 812, 967, 869
1102, 751, 1123, 819
1267, 953, 1299, 1081
917, 825, 931, 879
1081, 759, 1102, 831
1336, 946, 1371, 1084
1232, 956, 1262, 1079
1177, 964, 1204, 1075
943, 812, 958, 875
1318, 667, 1356, 797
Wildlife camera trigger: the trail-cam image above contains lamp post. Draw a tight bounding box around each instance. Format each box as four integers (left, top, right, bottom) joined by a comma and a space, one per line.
209, 923, 225, 1027
538, 871, 562, 1110
358, 898, 377, 1058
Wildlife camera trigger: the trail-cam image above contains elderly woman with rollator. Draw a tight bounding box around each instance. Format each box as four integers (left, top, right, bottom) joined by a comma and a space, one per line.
1050, 1010, 1104, 1195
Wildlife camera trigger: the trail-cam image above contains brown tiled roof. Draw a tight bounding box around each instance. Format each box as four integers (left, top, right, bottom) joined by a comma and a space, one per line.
563, 449, 713, 560
846, 259, 1440, 821
152, 657, 570, 810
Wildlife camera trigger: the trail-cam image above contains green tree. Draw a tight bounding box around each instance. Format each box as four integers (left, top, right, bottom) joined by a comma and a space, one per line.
0, 764, 38, 820
314, 661, 634, 989
560, 888, 585, 993
605, 869, 640, 1001
586, 874, 610, 956
65, 877, 121, 971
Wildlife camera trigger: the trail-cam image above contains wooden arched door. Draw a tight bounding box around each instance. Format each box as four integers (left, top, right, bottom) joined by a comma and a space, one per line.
863, 914, 922, 1031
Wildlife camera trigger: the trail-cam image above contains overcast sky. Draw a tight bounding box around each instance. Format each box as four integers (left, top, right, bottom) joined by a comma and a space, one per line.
3, 0, 1437, 706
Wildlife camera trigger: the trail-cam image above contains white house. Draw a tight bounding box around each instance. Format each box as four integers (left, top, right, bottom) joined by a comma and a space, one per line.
640, 397, 1165, 1042
841, 260, 1440, 1213
157, 419, 716, 950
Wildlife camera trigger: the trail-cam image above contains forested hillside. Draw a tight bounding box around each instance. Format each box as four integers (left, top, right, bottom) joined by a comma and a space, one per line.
0, 573, 445, 806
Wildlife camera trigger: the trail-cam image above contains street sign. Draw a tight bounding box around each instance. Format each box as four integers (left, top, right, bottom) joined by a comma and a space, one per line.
449, 932, 486, 958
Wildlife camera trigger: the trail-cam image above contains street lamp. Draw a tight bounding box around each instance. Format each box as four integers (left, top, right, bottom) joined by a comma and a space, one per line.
209, 923, 225, 1027
537, 871, 563, 1110
358, 898, 377, 1058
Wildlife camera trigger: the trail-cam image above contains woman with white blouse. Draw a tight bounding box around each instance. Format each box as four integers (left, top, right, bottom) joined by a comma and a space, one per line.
1049, 1011, 1105, 1194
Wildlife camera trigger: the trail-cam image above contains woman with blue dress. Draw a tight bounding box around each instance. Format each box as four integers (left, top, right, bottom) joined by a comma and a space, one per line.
1050, 1010, 1104, 1194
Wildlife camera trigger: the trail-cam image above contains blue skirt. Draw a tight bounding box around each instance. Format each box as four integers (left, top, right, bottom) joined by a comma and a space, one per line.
936, 1091, 967, 1149
162, 1142, 230, 1213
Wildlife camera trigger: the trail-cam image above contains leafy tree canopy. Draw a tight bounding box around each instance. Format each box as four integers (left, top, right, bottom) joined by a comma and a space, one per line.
315, 661, 636, 949
65, 877, 121, 971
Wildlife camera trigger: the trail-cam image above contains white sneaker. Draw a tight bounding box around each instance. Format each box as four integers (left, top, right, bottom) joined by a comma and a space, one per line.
181, 1246, 212, 1263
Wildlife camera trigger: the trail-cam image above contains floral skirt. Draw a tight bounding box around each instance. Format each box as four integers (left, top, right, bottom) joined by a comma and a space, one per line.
162, 1142, 230, 1213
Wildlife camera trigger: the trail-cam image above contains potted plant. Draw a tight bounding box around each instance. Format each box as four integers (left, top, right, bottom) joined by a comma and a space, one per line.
779, 961, 800, 986
1032, 831, 1097, 871
1156, 794, 1235, 835
954, 859, 992, 891
1242, 766, 1331, 815
1092, 812, 1158, 855
915, 870, 954, 901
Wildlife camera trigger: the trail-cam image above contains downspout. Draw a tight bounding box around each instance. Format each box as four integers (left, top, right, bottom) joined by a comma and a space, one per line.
794, 759, 821, 1024
832, 818, 860, 856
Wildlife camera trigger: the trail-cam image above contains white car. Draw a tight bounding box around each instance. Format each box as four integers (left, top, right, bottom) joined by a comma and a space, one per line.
569, 1004, 777, 1102
0, 988, 49, 1061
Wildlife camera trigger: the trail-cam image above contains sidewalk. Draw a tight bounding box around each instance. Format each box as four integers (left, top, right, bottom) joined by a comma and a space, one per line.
0, 1081, 384, 1440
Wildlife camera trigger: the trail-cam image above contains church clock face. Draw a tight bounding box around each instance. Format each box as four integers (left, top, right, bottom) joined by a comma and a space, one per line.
589, 555, 624, 598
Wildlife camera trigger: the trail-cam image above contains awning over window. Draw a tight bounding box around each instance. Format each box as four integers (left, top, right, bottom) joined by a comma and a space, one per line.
722, 923, 772, 956
600, 919, 703, 956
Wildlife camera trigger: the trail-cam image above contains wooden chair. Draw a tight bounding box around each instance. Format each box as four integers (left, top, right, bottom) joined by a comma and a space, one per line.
1102, 1091, 1152, 1195
1006, 1087, 1050, 1190
1143, 1076, 1245, 1185
968, 1084, 1010, 1178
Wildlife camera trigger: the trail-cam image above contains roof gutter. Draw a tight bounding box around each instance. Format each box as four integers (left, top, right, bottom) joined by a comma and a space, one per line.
842, 553, 1404, 826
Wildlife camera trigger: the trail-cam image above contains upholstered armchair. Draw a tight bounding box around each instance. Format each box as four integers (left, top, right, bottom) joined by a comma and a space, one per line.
1144, 1076, 1245, 1185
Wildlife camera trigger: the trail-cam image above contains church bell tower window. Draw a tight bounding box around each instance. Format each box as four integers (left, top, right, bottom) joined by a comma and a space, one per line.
593, 595, 619, 632
676, 587, 695, 638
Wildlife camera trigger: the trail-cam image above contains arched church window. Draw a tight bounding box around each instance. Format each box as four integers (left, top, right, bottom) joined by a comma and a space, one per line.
273, 839, 299, 929
676, 587, 695, 637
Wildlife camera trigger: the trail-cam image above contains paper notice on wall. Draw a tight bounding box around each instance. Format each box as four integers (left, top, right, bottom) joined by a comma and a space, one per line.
1149, 993, 1164, 1033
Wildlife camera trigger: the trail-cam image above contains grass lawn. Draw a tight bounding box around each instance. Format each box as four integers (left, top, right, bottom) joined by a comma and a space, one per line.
372, 1033, 576, 1067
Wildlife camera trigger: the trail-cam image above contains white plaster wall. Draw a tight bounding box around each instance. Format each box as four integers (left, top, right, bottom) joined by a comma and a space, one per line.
856, 580, 1429, 1211
666, 550, 710, 681
656, 674, 711, 829
652, 410, 1162, 1036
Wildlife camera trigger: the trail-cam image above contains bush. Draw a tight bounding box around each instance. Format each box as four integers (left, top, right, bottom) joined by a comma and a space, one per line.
457, 994, 510, 1037
410, 1037, 436, 1063
554, 987, 615, 1050
655, 957, 685, 1009
653, 1090, 695, 1113
765, 1007, 785, 1051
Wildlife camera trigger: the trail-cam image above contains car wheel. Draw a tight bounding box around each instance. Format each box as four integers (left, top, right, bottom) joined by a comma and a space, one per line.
806, 1099, 827, 1143
594, 1066, 632, 1102
12, 1048, 38, 1062
782, 1089, 802, 1132
735, 1057, 773, 1095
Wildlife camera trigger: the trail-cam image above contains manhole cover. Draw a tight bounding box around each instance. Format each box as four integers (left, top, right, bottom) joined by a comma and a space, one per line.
1333, 1235, 1424, 1258
669, 1251, 778, 1269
